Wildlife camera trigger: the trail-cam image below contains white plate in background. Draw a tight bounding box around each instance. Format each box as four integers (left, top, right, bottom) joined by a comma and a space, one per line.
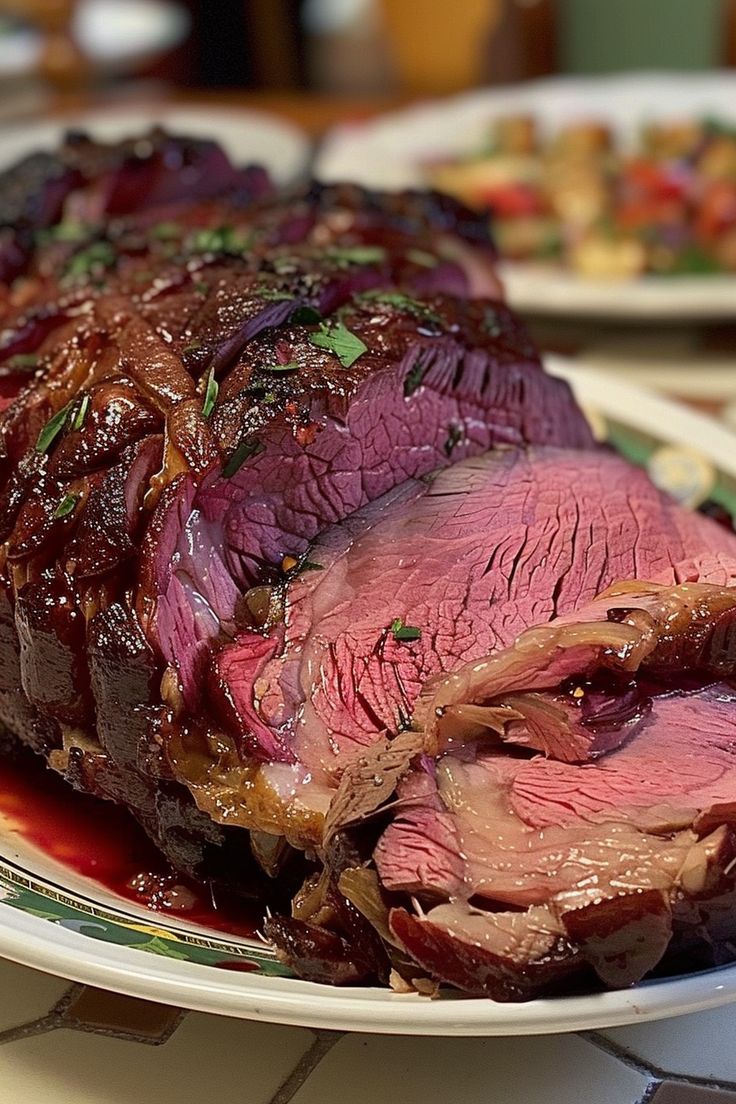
315, 72, 736, 318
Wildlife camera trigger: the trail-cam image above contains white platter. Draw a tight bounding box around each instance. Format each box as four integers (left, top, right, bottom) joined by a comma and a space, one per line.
0, 104, 310, 185
315, 72, 736, 319
1, 357, 736, 1035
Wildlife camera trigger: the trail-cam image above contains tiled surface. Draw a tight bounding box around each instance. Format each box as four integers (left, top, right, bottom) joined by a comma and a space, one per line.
2, 967, 736, 1102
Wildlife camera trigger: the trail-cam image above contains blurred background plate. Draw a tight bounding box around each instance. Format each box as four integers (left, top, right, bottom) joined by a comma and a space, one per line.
0, 104, 311, 184
315, 71, 736, 318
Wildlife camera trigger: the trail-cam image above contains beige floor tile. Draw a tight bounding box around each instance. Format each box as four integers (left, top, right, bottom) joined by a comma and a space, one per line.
603, 1008, 736, 1083
0, 1012, 311, 1104
291, 1032, 649, 1104
0, 959, 69, 1032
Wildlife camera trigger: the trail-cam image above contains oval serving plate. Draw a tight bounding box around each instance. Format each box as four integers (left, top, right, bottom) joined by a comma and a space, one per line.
315, 72, 736, 320
1, 355, 736, 1036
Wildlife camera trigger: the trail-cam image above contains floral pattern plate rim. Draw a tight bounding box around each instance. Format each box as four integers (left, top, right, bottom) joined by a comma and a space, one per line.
1, 355, 736, 1035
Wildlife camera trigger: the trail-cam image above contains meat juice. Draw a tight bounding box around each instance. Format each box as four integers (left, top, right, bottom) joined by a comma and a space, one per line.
0, 754, 258, 939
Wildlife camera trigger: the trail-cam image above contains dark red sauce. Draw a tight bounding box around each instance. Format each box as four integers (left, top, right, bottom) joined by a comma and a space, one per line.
0, 754, 258, 939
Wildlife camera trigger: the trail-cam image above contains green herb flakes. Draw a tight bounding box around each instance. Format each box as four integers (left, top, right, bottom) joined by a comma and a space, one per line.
223, 437, 264, 478
202, 367, 218, 418
150, 222, 182, 241
324, 245, 387, 268
53, 493, 79, 520
64, 241, 116, 280
309, 321, 367, 368
7, 354, 38, 370
390, 617, 422, 643
194, 281, 210, 296
258, 288, 296, 302
70, 394, 90, 432
36, 400, 73, 454
403, 358, 427, 397
360, 290, 440, 323
188, 226, 251, 256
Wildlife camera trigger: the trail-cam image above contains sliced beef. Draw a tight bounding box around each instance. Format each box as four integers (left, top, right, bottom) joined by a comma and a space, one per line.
168, 448, 736, 849
372, 582, 736, 997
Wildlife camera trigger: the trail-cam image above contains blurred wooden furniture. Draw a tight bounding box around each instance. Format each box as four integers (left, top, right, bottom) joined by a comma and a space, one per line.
0, 0, 90, 90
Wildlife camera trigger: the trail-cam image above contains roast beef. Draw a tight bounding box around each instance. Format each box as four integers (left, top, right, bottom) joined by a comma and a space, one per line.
4, 131, 736, 1003
0, 131, 594, 902
173, 448, 736, 850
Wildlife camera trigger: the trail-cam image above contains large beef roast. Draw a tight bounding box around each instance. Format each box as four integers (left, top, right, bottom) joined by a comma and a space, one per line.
2, 131, 736, 1001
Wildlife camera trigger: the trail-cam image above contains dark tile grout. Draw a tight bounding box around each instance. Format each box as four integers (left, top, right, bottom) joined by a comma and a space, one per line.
583, 1030, 736, 1094
267, 1030, 345, 1104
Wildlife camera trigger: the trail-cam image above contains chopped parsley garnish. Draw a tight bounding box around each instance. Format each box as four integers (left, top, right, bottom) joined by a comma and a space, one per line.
202, 367, 218, 418
263, 391, 278, 404
403, 358, 427, 397
7, 353, 38, 370
64, 241, 116, 280
188, 226, 251, 256
263, 361, 298, 374
150, 222, 182, 241
223, 437, 264, 478
390, 617, 422, 642
444, 423, 463, 456
309, 320, 367, 368
70, 394, 90, 432
45, 220, 90, 245
194, 281, 210, 295
258, 288, 296, 302
36, 400, 73, 454
290, 304, 322, 325
53, 493, 79, 520
360, 289, 440, 322
324, 245, 387, 268
406, 248, 439, 268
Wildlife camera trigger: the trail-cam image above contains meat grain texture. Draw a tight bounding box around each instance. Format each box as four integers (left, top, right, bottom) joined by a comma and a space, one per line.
2, 130, 736, 1000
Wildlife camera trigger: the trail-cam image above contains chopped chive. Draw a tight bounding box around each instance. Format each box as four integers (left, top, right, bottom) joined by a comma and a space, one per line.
182, 341, 202, 354
53, 493, 78, 519
223, 437, 264, 478
36, 400, 73, 454
361, 290, 440, 323
7, 353, 38, 370
404, 358, 427, 397
202, 367, 218, 418
258, 288, 296, 302
309, 320, 367, 369
390, 617, 422, 642
63, 241, 116, 280
324, 245, 387, 267
70, 394, 90, 432
188, 226, 251, 256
